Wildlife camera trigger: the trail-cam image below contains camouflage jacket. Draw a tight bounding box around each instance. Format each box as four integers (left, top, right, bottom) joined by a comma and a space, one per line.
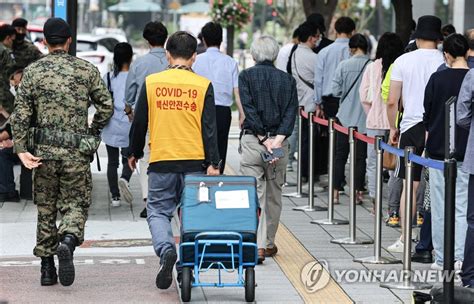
12, 40, 43, 69
0, 43, 16, 113
11, 50, 113, 161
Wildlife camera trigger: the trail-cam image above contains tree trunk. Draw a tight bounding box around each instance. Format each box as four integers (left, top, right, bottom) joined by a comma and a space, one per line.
301, 0, 339, 32
226, 25, 235, 57
376, 0, 384, 37
391, 0, 413, 46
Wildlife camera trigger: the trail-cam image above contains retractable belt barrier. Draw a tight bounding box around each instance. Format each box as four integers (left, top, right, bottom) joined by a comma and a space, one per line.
299, 109, 456, 299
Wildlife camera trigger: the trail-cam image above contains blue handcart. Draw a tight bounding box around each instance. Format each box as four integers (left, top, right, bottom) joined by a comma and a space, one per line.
179, 175, 259, 302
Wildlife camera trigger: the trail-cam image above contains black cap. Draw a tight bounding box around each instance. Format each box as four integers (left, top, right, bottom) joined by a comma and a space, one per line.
43, 18, 72, 43
413, 15, 442, 41
12, 18, 28, 28
307, 13, 326, 33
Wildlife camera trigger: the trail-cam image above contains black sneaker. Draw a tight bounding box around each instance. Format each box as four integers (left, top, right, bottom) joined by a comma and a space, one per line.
156, 250, 177, 289
57, 234, 76, 286
0, 190, 20, 203
140, 208, 147, 218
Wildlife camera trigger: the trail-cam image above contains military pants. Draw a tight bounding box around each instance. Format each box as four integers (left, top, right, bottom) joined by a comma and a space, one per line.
33, 160, 92, 257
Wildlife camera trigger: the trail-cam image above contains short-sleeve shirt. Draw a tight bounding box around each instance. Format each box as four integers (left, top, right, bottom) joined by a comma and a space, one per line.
193, 47, 239, 107
391, 48, 443, 133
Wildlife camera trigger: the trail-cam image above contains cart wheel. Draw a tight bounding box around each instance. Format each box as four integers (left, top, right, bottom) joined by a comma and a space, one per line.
245, 267, 255, 302
181, 267, 192, 302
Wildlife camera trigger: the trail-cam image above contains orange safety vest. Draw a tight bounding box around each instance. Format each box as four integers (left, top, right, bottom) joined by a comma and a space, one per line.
145, 69, 210, 163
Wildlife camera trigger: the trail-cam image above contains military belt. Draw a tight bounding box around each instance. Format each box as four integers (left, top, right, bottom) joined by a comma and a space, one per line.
31, 128, 101, 155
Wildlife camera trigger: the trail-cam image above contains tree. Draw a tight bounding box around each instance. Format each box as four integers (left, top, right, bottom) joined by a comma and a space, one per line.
301, 0, 339, 31
391, 0, 413, 45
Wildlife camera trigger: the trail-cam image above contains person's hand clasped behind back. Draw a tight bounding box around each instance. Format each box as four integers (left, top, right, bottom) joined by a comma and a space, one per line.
17, 152, 42, 169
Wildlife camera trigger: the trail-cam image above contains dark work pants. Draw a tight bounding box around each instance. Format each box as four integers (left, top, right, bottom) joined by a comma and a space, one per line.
301, 116, 309, 179
462, 175, 474, 287
0, 147, 17, 194
106, 145, 132, 198
216, 106, 231, 174
334, 132, 367, 191
415, 210, 433, 253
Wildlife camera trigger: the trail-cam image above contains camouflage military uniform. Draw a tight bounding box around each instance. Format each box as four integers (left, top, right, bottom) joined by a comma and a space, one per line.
11, 50, 113, 257
12, 40, 42, 69
0, 42, 16, 113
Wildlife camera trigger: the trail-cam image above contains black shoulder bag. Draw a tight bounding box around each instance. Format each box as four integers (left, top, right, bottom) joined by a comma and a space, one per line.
339, 59, 371, 105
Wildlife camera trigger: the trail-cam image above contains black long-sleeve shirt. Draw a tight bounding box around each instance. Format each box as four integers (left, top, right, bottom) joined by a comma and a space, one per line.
239, 61, 298, 137
423, 68, 469, 161
129, 78, 220, 173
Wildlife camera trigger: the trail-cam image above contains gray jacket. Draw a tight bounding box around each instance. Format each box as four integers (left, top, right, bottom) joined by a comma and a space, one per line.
457, 69, 474, 174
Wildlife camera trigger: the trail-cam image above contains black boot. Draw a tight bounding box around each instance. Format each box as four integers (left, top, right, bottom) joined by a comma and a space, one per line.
57, 234, 77, 286
40, 256, 57, 286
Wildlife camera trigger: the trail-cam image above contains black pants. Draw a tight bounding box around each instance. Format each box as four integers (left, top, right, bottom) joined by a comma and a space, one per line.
322, 95, 340, 119
415, 210, 433, 253
106, 145, 132, 198
334, 132, 367, 191
463, 175, 474, 287
0, 147, 17, 194
301, 118, 328, 179
216, 106, 231, 174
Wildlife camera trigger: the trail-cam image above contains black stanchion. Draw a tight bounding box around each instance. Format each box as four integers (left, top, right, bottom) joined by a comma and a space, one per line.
444, 158, 456, 304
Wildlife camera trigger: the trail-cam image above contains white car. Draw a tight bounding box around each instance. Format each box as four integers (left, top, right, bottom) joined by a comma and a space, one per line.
77, 33, 127, 77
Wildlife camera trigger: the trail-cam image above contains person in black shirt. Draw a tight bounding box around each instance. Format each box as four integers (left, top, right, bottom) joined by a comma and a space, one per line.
423, 33, 470, 270
239, 35, 298, 264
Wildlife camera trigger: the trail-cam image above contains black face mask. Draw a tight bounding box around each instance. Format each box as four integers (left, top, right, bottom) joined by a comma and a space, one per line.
15, 33, 26, 42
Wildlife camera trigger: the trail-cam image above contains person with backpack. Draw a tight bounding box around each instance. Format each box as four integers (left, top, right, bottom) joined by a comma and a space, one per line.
101, 42, 134, 207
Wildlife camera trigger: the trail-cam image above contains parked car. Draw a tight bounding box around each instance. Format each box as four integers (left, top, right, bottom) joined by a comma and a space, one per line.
77, 33, 127, 77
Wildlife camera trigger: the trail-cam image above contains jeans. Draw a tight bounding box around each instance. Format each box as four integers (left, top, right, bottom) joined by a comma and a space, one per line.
415, 210, 433, 253
366, 129, 388, 198
288, 114, 298, 162
334, 131, 367, 191
105, 145, 132, 198
0, 147, 18, 194
147, 171, 202, 261
463, 175, 474, 286
387, 171, 402, 213
429, 164, 469, 264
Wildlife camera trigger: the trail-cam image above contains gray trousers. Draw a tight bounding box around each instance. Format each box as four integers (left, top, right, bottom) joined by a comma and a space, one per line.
239, 135, 288, 249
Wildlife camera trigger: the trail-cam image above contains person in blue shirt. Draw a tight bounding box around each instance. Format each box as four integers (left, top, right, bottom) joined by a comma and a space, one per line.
193, 22, 245, 174
102, 43, 134, 207
124, 22, 168, 218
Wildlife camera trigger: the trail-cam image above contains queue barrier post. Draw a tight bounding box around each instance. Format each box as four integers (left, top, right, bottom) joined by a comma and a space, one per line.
311, 118, 348, 225
354, 136, 401, 264
443, 158, 456, 303
285, 106, 308, 199
381, 146, 432, 290
294, 112, 327, 212
331, 126, 373, 245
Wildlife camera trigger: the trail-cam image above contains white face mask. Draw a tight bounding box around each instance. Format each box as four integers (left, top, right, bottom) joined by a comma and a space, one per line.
9, 85, 16, 97
315, 36, 322, 48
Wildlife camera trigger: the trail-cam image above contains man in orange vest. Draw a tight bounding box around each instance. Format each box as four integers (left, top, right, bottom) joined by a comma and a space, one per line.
128, 31, 220, 290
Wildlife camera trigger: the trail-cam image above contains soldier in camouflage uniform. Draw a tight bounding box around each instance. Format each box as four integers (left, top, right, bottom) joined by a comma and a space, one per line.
11, 18, 43, 69
0, 25, 19, 203
11, 18, 113, 287
0, 25, 16, 114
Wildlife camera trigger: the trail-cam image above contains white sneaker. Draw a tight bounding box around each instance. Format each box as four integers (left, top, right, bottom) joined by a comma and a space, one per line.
455, 261, 463, 271
111, 197, 121, 207
118, 178, 133, 204
431, 262, 443, 271
387, 239, 404, 253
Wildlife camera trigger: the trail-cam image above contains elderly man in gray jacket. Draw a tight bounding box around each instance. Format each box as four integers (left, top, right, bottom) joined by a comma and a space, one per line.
457, 68, 474, 289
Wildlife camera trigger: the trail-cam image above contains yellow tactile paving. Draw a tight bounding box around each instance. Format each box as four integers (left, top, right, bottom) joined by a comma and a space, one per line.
273, 224, 353, 304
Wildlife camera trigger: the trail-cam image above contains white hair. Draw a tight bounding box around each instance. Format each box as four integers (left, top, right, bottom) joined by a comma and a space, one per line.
250, 35, 280, 63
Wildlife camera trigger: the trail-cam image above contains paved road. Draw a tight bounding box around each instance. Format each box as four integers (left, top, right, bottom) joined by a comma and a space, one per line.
0, 256, 179, 304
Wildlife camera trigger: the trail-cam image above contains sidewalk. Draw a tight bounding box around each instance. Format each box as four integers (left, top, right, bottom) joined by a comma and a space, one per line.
0, 113, 441, 303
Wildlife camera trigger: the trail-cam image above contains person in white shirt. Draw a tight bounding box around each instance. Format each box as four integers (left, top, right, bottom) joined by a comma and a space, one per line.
386, 15, 444, 253
275, 28, 299, 73
193, 22, 245, 173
